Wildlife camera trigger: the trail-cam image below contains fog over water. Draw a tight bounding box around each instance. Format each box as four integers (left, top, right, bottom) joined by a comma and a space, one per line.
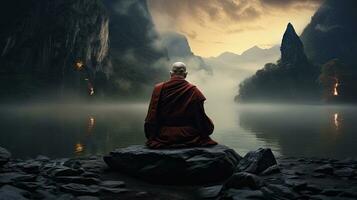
1, 69, 357, 159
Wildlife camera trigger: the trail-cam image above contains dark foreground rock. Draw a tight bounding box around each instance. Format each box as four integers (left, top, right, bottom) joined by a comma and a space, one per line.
104, 145, 242, 184
236, 148, 277, 174
1, 145, 357, 200
0, 147, 11, 167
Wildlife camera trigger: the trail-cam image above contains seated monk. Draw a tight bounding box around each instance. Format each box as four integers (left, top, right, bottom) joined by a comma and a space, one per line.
144, 62, 217, 148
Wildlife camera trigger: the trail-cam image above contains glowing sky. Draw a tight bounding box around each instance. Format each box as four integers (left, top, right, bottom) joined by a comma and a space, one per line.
148, 0, 322, 57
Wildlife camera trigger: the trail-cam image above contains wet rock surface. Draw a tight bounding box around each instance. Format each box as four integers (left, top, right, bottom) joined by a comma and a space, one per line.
236, 148, 277, 174
1, 145, 357, 200
0, 147, 11, 167
104, 145, 242, 184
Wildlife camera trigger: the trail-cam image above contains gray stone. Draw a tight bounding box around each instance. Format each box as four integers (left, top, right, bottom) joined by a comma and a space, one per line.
34, 189, 56, 199
80, 159, 106, 173
46, 166, 84, 177
100, 180, 125, 188
0, 185, 30, 197
260, 164, 280, 175
236, 148, 277, 174
284, 179, 308, 191
60, 183, 100, 195
0, 172, 36, 184
21, 162, 42, 174
314, 164, 334, 175
312, 173, 326, 178
0, 147, 11, 167
321, 189, 342, 196
222, 188, 264, 200
82, 172, 100, 178
334, 167, 354, 177
0, 189, 28, 200
225, 172, 263, 189
304, 184, 323, 194
35, 155, 50, 162
100, 187, 129, 194
55, 176, 100, 185
104, 145, 241, 184
63, 159, 82, 169
56, 194, 76, 200
262, 184, 299, 200
14, 181, 40, 191
77, 196, 100, 200
197, 185, 223, 198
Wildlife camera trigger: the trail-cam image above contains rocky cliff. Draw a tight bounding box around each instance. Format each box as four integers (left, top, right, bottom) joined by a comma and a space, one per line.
281, 23, 308, 67
236, 23, 320, 103
0, 0, 169, 100
301, 0, 357, 66
0, 0, 110, 100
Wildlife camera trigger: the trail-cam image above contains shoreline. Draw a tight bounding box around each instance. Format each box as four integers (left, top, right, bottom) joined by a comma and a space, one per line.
1, 146, 357, 200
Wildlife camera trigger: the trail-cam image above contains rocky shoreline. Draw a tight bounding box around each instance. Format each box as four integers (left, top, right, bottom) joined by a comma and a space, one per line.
1, 146, 357, 200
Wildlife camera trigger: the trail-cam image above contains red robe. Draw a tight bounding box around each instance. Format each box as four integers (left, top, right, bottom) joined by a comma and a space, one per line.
144, 75, 217, 148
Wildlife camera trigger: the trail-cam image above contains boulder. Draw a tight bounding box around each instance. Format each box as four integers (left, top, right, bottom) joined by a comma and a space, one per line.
261, 184, 300, 200
100, 181, 125, 188
334, 167, 355, 177
236, 148, 277, 174
260, 164, 280, 175
104, 145, 241, 184
197, 185, 223, 199
225, 172, 263, 189
222, 189, 264, 200
60, 184, 100, 196
0, 147, 11, 167
314, 164, 334, 175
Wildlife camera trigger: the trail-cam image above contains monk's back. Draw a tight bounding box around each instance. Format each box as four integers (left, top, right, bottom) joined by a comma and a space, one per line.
158, 77, 202, 127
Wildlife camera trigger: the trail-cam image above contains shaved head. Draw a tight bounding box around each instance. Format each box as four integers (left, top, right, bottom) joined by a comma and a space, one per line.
170, 62, 188, 78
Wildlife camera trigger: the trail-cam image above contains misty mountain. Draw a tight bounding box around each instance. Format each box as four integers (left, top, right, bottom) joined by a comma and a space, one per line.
237, 23, 320, 102
301, 0, 357, 66
103, 0, 168, 97
159, 32, 212, 73
204, 45, 279, 74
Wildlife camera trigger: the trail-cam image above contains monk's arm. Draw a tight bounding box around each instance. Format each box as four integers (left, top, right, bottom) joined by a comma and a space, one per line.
144, 122, 157, 139
194, 101, 214, 135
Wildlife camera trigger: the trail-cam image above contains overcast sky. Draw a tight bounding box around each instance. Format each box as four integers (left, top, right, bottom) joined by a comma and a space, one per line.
148, 0, 322, 57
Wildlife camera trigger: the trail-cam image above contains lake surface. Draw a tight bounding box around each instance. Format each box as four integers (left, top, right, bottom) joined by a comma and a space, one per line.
0, 103, 357, 159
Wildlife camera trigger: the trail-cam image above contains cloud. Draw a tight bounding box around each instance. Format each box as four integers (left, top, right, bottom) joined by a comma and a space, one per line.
315, 24, 342, 32
260, 0, 322, 7
148, 0, 262, 27
226, 25, 264, 34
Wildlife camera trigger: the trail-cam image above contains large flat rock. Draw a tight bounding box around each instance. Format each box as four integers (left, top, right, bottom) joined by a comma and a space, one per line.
104, 145, 241, 184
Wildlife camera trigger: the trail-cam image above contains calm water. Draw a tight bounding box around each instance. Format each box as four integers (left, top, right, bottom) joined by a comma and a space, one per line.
0, 103, 357, 159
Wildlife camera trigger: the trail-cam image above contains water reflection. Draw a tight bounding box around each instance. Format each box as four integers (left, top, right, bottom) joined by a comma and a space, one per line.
0, 104, 356, 159
88, 116, 95, 134
0, 104, 147, 158
75, 143, 84, 154
238, 105, 357, 158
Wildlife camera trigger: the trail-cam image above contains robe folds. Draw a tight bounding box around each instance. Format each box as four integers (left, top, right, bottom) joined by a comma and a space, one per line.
144, 75, 217, 148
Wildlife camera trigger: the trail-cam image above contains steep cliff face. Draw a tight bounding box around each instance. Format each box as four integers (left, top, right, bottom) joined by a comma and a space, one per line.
281, 23, 308, 67
301, 0, 357, 66
0, 0, 110, 99
103, 0, 168, 95
160, 32, 212, 73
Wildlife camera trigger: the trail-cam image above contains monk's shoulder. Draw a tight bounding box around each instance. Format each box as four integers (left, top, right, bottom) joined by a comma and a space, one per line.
189, 84, 206, 101
154, 82, 165, 88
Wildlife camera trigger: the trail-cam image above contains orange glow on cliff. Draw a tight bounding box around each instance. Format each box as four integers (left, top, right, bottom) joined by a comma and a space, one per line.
333, 80, 339, 96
